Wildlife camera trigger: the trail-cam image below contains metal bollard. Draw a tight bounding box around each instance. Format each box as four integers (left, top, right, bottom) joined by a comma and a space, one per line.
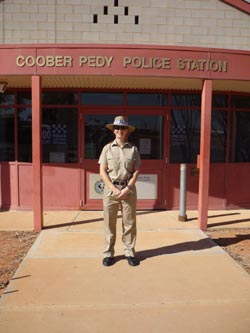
178, 163, 187, 222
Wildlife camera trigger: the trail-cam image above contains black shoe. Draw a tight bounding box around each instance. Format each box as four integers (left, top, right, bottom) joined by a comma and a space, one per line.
103, 257, 114, 267
126, 256, 139, 266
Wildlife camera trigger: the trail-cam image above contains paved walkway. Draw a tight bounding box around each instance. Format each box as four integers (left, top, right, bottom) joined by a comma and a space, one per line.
0, 210, 250, 332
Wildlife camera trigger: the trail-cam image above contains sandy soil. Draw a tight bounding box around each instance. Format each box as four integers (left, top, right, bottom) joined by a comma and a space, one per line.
206, 228, 250, 275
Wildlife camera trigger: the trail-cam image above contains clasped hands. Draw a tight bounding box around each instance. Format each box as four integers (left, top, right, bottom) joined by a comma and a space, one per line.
113, 186, 130, 199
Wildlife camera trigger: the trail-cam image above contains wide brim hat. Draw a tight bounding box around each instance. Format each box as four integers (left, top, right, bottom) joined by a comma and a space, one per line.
106, 116, 135, 133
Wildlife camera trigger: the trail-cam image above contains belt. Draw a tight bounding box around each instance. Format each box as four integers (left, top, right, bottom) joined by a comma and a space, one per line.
113, 180, 128, 186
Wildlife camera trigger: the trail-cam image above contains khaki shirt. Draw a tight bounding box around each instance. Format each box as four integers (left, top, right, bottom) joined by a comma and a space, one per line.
98, 140, 141, 181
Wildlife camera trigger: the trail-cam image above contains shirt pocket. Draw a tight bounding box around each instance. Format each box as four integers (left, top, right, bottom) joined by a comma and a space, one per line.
124, 158, 135, 171
107, 154, 120, 171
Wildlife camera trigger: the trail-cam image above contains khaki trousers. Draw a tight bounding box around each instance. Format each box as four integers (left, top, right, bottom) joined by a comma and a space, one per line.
103, 187, 137, 258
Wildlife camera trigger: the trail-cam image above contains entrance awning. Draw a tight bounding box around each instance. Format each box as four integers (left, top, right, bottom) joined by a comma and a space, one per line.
1, 75, 250, 92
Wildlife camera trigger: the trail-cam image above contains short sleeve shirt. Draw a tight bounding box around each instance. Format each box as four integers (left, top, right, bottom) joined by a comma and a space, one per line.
98, 140, 141, 181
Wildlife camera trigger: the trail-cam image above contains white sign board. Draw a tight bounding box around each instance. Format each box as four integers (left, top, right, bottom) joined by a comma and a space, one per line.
136, 174, 158, 199
89, 174, 158, 200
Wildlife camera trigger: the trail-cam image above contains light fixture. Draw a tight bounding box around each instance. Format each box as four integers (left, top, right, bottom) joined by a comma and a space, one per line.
0, 82, 8, 93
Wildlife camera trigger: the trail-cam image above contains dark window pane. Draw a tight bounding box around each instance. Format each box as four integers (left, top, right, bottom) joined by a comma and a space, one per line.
210, 110, 227, 163
170, 109, 200, 163
17, 91, 32, 104
0, 108, 15, 161
42, 91, 78, 105
85, 114, 163, 160
80, 92, 123, 105
164, 94, 168, 105
127, 93, 165, 106
0, 93, 14, 105
129, 115, 163, 159
171, 93, 201, 107
231, 95, 250, 109
18, 108, 32, 162
232, 111, 250, 162
212, 94, 228, 108
42, 108, 78, 163
85, 115, 115, 159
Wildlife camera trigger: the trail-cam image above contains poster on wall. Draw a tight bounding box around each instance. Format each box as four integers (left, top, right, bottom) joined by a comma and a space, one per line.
50, 152, 65, 163
89, 174, 158, 200
171, 125, 186, 146
139, 138, 151, 155
42, 124, 67, 145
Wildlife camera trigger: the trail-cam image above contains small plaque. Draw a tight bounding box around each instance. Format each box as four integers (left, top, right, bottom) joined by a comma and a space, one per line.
191, 167, 199, 176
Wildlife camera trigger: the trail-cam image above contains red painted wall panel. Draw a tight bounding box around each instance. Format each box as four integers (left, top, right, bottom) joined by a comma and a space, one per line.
1, 162, 250, 211
226, 164, 250, 207
18, 164, 33, 208
209, 165, 226, 209
42, 165, 80, 209
167, 164, 249, 210
167, 164, 199, 210
0, 163, 18, 209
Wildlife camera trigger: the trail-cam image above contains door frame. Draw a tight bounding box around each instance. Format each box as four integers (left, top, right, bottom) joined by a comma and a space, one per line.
79, 106, 170, 210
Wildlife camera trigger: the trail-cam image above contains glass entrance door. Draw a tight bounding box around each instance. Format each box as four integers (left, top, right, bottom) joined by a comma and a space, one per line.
80, 111, 167, 209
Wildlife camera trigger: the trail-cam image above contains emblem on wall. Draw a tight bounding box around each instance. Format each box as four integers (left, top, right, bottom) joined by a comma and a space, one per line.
94, 180, 105, 194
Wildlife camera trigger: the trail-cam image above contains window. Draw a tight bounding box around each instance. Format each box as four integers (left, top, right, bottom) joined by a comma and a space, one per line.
129, 115, 163, 159
18, 108, 32, 162
42, 108, 78, 163
127, 93, 167, 106
170, 93, 201, 163
17, 91, 31, 105
170, 109, 200, 163
85, 114, 115, 159
229, 95, 250, 163
0, 93, 14, 105
81, 92, 123, 105
171, 93, 201, 107
84, 114, 163, 160
230, 111, 250, 162
210, 110, 227, 163
212, 94, 228, 108
231, 95, 250, 109
42, 91, 78, 105
0, 108, 15, 161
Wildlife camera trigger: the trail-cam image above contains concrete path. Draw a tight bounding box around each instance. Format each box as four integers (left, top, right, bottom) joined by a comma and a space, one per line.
0, 210, 250, 332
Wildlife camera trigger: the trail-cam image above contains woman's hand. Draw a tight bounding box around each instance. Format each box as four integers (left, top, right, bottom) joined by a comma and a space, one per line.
113, 187, 121, 197
116, 186, 130, 199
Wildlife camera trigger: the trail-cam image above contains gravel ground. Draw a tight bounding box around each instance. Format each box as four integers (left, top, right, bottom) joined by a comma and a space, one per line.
0, 231, 38, 297
205, 228, 250, 275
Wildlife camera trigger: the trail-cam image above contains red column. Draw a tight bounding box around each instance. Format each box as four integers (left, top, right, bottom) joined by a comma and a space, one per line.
32, 75, 43, 232
198, 80, 212, 231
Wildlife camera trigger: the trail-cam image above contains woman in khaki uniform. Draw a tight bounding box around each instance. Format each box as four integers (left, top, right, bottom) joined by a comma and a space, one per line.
98, 116, 141, 266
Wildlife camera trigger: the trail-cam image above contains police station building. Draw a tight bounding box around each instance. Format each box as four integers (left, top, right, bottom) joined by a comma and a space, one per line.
0, 0, 249, 230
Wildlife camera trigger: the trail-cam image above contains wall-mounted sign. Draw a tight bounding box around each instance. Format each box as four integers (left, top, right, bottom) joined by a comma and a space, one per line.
1, 46, 249, 80
137, 174, 158, 199
89, 173, 158, 200
16, 54, 228, 73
